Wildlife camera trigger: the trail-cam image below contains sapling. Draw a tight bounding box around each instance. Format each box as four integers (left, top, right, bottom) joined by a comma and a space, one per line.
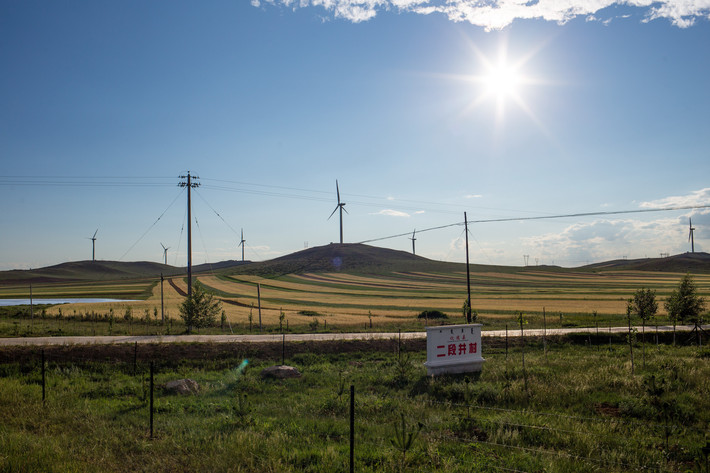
391, 413, 424, 473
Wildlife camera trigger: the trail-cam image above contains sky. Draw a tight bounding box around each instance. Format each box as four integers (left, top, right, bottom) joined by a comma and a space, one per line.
1, 0, 709, 271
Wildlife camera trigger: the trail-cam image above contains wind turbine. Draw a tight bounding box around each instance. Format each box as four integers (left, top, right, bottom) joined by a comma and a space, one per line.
88, 229, 98, 261
328, 180, 347, 244
160, 243, 170, 265
409, 229, 417, 255
689, 217, 696, 253
238, 228, 246, 262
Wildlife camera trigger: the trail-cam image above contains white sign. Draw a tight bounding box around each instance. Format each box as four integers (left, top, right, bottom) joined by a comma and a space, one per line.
424, 324, 485, 376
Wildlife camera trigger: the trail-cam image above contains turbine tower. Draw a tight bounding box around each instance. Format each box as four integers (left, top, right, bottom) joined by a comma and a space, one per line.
161, 243, 170, 265
238, 228, 246, 262
328, 180, 347, 244
88, 229, 98, 261
409, 229, 417, 255
689, 217, 696, 253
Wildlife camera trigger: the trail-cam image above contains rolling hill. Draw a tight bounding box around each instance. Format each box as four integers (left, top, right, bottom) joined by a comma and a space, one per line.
582, 252, 710, 273
2, 245, 710, 287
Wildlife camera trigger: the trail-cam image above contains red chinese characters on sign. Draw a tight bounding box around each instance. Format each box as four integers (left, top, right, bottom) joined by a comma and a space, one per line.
436, 342, 477, 358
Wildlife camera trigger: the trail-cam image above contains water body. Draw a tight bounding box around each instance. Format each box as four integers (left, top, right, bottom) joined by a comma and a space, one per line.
0, 298, 137, 307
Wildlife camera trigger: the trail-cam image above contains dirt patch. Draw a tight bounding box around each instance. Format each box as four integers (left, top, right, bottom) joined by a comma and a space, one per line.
594, 402, 621, 417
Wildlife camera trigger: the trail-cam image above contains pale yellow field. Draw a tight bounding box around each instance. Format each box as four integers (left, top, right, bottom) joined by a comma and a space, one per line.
28, 269, 710, 327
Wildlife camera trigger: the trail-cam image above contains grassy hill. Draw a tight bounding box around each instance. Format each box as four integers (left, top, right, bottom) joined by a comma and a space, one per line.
3, 246, 710, 287
224, 243, 465, 276
582, 252, 710, 273
0, 260, 185, 285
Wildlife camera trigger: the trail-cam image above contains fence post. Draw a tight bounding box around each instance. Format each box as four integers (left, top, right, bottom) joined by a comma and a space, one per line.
542, 308, 547, 360
505, 324, 508, 361
350, 384, 355, 473
41, 349, 46, 402
133, 342, 138, 376
282, 333, 285, 366
150, 361, 154, 439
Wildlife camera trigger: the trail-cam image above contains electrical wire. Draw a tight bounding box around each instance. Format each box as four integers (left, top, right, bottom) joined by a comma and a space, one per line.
357, 204, 710, 245
118, 189, 185, 261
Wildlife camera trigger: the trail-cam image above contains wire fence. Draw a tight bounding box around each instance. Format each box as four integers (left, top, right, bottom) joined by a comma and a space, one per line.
3, 342, 707, 473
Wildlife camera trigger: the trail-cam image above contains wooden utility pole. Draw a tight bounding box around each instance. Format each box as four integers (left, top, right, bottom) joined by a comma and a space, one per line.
257, 283, 263, 332
179, 172, 200, 298
464, 212, 472, 323
160, 273, 164, 323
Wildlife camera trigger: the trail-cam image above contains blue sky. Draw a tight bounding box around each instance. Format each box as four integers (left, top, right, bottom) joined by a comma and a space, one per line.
1, 0, 709, 271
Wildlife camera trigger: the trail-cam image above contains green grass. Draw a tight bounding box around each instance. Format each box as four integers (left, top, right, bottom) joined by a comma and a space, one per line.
0, 337, 708, 472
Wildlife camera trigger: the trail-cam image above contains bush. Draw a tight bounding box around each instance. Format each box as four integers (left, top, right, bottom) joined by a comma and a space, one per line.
179, 282, 222, 333
417, 310, 448, 319
298, 310, 322, 317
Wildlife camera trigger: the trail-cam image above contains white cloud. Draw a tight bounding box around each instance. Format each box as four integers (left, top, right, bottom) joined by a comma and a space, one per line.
640, 188, 710, 209
372, 209, 411, 217
521, 212, 707, 265
465, 194, 483, 199
415, 210, 426, 214
255, 0, 710, 29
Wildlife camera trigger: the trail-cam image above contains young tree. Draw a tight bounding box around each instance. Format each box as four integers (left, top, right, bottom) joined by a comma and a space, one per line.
630, 288, 658, 368
665, 273, 706, 344
179, 282, 222, 334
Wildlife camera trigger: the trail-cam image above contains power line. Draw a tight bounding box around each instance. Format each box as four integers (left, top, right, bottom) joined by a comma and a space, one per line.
357, 204, 710, 245
118, 189, 185, 261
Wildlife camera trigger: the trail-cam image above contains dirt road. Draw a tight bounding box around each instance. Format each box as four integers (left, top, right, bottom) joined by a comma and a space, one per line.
0, 324, 704, 347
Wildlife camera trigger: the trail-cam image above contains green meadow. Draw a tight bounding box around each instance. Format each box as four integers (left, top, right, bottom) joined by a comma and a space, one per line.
0, 337, 708, 472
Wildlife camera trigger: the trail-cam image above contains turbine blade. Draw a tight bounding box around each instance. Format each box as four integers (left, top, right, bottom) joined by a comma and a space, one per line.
328, 206, 339, 220
93, 229, 98, 239
336, 180, 340, 203
342, 205, 349, 215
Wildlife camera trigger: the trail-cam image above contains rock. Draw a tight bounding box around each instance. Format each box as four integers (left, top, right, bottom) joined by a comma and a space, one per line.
164, 378, 200, 395
260, 365, 302, 379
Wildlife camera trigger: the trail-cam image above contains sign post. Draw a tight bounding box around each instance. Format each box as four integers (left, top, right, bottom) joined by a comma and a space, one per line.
424, 324, 485, 376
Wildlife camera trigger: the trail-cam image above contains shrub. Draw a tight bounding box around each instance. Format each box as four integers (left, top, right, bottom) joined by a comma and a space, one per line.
417, 310, 447, 319
298, 310, 322, 317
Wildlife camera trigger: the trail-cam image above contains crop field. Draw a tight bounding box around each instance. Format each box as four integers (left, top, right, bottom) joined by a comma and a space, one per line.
3, 268, 710, 333
0, 337, 708, 472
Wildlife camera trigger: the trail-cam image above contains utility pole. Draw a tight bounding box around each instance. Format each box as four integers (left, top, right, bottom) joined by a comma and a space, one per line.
464, 212, 472, 324
179, 172, 200, 298
160, 273, 164, 323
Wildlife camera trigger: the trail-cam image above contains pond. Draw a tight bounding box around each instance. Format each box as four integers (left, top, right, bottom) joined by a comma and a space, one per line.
0, 298, 138, 307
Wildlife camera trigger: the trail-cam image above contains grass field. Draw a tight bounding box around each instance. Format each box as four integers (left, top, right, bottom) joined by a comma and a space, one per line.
2, 267, 709, 335
0, 336, 708, 472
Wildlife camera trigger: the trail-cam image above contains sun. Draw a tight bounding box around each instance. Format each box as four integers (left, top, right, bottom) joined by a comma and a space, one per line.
483, 61, 523, 102
456, 39, 543, 128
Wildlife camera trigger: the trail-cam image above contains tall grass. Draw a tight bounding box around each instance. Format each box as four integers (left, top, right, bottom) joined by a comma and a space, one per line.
0, 337, 708, 472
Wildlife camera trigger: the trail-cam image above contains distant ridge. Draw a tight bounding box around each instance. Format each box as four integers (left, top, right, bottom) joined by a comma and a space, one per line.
0, 261, 185, 285
3, 247, 710, 286
582, 252, 710, 273
0, 260, 252, 285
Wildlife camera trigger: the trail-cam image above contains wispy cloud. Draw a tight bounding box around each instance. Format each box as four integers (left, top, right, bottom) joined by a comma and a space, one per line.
372, 209, 411, 217
253, 0, 710, 29
640, 188, 710, 209
465, 194, 483, 199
